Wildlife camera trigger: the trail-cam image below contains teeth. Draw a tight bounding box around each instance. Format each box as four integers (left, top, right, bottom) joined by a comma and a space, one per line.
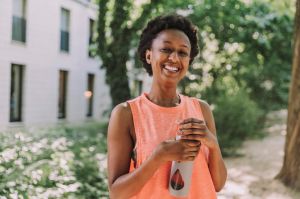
164, 65, 179, 72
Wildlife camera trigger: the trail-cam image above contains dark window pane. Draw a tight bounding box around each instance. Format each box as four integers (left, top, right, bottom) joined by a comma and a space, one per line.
60, 30, 69, 52
58, 70, 68, 119
12, 16, 26, 42
86, 74, 94, 117
10, 64, 24, 122
88, 19, 96, 57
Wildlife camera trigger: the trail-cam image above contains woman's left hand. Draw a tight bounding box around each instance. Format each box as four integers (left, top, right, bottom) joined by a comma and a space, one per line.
179, 118, 219, 150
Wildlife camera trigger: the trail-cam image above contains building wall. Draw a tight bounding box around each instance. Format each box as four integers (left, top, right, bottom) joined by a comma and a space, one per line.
0, 0, 111, 129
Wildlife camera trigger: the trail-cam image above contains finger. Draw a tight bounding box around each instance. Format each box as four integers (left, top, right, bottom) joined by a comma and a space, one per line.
180, 118, 205, 125
180, 139, 200, 146
180, 129, 207, 136
180, 123, 207, 130
182, 140, 201, 147
183, 152, 199, 160
184, 146, 200, 153
181, 134, 205, 141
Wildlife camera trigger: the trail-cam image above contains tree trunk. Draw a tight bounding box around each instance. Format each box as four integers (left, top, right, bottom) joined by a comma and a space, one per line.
276, 0, 300, 190
97, 0, 162, 107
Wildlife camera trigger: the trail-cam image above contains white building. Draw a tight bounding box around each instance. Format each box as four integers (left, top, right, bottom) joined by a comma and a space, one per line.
0, 0, 111, 129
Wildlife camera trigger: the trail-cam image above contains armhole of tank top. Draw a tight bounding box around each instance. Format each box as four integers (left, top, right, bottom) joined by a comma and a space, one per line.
191, 98, 210, 162
127, 100, 140, 166
191, 98, 204, 120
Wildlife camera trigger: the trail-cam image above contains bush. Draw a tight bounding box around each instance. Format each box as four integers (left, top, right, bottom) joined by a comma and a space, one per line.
213, 89, 264, 156
0, 122, 109, 198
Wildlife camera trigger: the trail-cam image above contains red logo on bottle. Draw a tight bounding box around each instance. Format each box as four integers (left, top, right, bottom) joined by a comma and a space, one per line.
171, 169, 185, 190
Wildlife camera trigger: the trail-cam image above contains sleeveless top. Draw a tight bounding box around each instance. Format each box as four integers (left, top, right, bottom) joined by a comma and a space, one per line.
127, 93, 217, 199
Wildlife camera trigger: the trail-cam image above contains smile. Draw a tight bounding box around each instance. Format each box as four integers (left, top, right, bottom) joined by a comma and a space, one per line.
163, 65, 180, 73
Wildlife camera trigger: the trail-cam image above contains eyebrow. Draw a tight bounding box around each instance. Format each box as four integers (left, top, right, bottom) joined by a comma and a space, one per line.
162, 40, 190, 49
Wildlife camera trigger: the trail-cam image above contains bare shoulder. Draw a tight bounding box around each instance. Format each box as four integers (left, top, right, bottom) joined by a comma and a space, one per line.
111, 102, 132, 120
197, 99, 212, 115
108, 102, 133, 136
107, 102, 134, 186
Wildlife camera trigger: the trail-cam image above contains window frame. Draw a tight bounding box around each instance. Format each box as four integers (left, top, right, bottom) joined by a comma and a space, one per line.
60, 8, 70, 52
58, 70, 68, 119
12, 0, 27, 43
86, 73, 95, 117
10, 64, 24, 122
88, 18, 96, 57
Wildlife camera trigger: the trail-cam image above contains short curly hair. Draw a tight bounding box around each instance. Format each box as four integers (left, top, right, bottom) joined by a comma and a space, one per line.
137, 14, 199, 76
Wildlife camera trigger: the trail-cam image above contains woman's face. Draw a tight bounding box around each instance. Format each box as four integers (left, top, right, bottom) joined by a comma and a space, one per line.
146, 29, 191, 86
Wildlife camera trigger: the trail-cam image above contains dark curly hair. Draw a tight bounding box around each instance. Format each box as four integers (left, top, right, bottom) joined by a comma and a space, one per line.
138, 14, 199, 76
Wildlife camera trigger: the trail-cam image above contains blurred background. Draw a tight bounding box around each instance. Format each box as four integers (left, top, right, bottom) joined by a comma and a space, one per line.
0, 0, 298, 198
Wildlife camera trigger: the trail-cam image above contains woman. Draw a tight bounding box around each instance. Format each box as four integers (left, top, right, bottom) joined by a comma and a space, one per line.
107, 14, 227, 199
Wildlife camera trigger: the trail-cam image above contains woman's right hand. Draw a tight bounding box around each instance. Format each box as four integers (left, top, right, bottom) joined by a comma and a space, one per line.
153, 138, 201, 163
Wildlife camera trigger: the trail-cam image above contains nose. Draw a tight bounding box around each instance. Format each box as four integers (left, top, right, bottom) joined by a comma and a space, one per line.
168, 51, 179, 62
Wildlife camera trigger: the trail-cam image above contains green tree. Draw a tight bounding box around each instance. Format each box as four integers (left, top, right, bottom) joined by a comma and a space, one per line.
177, 0, 293, 154
184, 0, 293, 111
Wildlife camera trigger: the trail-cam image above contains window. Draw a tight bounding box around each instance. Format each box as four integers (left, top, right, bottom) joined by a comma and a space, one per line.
88, 19, 97, 57
58, 70, 68, 119
10, 64, 24, 122
12, 0, 27, 42
60, 8, 70, 52
86, 74, 94, 117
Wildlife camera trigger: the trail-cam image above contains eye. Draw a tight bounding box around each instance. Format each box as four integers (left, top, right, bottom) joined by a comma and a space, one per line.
178, 51, 189, 57
159, 48, 173, 54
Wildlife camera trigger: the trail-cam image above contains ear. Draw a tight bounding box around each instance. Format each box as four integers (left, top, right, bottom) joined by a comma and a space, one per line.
145, 49, 151, 64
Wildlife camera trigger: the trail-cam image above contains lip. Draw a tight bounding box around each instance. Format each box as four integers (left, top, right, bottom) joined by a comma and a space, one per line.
162, 64, 181, 73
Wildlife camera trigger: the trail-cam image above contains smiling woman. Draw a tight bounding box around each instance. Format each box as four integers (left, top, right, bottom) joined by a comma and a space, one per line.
145, 29, 191, 85
107, 14, 227, 199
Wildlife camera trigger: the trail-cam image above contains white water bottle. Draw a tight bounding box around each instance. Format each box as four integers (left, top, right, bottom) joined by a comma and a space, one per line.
169, 135, 194, 197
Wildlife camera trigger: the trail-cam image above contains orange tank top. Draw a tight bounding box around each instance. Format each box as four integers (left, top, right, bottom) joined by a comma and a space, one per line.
128, 93, 217, 199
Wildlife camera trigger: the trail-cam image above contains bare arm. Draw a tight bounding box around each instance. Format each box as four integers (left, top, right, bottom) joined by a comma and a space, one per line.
199, 100, 227, 192
107, 103, 201, 198
179, 100, 227, 192
107, 103, 162, 198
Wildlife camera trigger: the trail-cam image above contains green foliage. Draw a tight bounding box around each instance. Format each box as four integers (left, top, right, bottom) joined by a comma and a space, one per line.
0, 122, 109, 198
185, 0, 290, 151
213, 88, 264, 156
256, 0, 296, 14
98, 0, 132, 107
185, 0, 293, 111
63, 123, 108, 198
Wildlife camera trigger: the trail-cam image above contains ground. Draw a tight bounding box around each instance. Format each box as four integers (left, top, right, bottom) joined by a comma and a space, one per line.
218, 110, 300, 199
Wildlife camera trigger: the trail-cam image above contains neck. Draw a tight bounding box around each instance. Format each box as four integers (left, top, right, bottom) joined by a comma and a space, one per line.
147, 83, 180, 107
